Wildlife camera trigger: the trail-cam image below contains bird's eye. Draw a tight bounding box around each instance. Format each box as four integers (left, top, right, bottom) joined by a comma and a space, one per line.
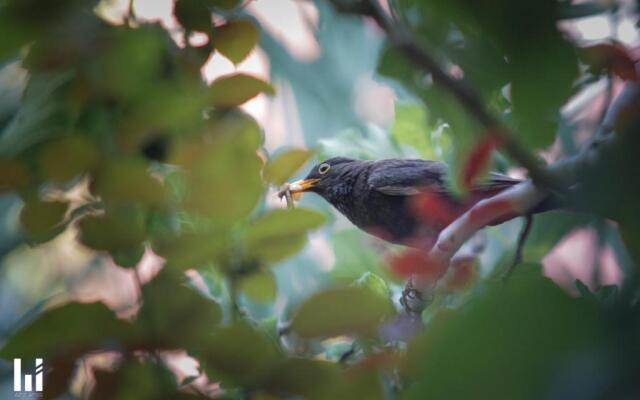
318, 163, 331, 175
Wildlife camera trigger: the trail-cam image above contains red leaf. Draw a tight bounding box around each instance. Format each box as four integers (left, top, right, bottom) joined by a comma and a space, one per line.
583, 43, 638, 82
445, 257, 478, 291
462, 134, 501, 190
388, 249, 447, 281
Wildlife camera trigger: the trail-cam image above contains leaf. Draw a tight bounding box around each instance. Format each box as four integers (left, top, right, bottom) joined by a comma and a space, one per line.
581, 43, 639, 82
208, 73, 275, 109
263, 148, 313, 186
174, 0, 213, 33
0, 157, 31, 189
77, 211, 145, 255
352, 272, 392, 306
91, 358, 205, 400
136, 270, 223, 351
387, 248, 448, 281
197, 320, 283, 386
461, 133, 500, 190
0, 302, 131, 360
206, 0, 242, 11
404, 264, 606, 400
213, 19, 259, 65
261, 358, 341, 398
93, 159, 166, 207
152, 232, 231, 271
19, 198, 68, 242
40, 135, 99, 183
290, 286, 395, 338
176, 126, 264, 225
240, 269, 277, 303
245, 208, 326, 263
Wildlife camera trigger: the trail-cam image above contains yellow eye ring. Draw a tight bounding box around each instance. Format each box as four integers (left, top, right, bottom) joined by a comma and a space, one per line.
318, 163, 331, 175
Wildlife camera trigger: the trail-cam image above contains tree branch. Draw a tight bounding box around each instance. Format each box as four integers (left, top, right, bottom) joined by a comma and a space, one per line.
362, 0, 564, 189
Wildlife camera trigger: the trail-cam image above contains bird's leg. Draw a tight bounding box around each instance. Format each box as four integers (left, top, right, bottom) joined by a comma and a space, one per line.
400, 276, 433, 318
501, 214, 533, 283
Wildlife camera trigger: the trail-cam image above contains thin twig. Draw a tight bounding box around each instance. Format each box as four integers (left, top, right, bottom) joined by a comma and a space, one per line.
502, 214, 533, 283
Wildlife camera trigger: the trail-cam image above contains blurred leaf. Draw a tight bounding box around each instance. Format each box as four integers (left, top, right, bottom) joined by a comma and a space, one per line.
581, 43, 639, 82
153, 231, 231, 271
404, 264, 606, 400
0, 302, 131, 360
177, 126, 264, 224
291, 286, 395, 338
40, 135, 99, 183
263, 148, 313, 186
240, 269, 277, 303
137, 270, 223, 351
93, 159, 165, 207
391, 102, 446, 160
245, 208, 326, 263
213, 19, 259, 65
352, 271, 392, 307
207, 0, 242, 11
461, 133, 499, 189
77, 210, 145, 255
19, 198, 68, 243
174, 0, 213, 33
208, 73, 275, 108
261, 358, 341, 398
198, 320, 283, 386
91, 358, 206, 400
0, 157, 31, 189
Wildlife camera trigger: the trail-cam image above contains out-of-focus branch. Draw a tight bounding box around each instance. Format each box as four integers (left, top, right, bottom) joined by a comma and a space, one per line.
359, 0, 564, 189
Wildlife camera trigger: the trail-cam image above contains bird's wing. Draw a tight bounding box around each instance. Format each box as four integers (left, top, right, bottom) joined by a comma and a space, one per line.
368, 159, 521, 196
368, 159, 449, 196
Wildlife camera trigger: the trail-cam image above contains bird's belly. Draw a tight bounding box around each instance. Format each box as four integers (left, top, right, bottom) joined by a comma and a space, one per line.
349, 193, 440, 249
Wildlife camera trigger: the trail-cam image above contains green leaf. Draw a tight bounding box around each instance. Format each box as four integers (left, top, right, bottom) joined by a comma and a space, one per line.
263, 148, 313, 186
152, 232, 231, 271
137, 270, 223, 351
174, 0, 213, 33
245, 208, 326, 263
92, 358, 205, 400
177, 126, 264, 225
0, 157, 31, 189
352, 272, 392, 306
77, 211, 145, 255
206, 0, 242, 11
40, 135, 99, 183
261, 358, 341, 398
213, 19, 259, 65
240, 270, 277, 303
19, 198, 68, 243
208, 73, 275, 108
290, 286, 395, 338
197, 320, 283, 386
93, 159, 166, 207
0, 302, 131, 360
404, 264, 606, 400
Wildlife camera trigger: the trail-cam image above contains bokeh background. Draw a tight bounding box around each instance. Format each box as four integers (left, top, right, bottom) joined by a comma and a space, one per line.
1, 0, 639, 399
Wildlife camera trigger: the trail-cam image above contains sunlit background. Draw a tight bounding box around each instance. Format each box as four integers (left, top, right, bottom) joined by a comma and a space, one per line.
1, 0, 639, 398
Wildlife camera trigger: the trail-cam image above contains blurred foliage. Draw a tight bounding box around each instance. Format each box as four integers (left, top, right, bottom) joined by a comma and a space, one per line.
0, 0, 639, 399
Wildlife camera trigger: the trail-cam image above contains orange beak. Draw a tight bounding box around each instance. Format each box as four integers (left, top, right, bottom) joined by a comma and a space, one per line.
277, 178, 320, 200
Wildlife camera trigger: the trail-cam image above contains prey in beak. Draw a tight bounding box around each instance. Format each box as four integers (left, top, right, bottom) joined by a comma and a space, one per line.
277, 178, 320, 208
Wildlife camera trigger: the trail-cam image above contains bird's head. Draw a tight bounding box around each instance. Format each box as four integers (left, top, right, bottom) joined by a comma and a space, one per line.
278, 157, 359, 203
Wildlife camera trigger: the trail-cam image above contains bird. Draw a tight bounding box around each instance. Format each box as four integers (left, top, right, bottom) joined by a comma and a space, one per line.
278, 157, 553, 250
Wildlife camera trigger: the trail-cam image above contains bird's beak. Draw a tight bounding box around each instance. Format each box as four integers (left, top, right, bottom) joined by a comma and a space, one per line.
278, 178, 320, 200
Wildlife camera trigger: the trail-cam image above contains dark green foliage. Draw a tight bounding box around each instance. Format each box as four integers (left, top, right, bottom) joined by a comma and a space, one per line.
0, 0, 639, 398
